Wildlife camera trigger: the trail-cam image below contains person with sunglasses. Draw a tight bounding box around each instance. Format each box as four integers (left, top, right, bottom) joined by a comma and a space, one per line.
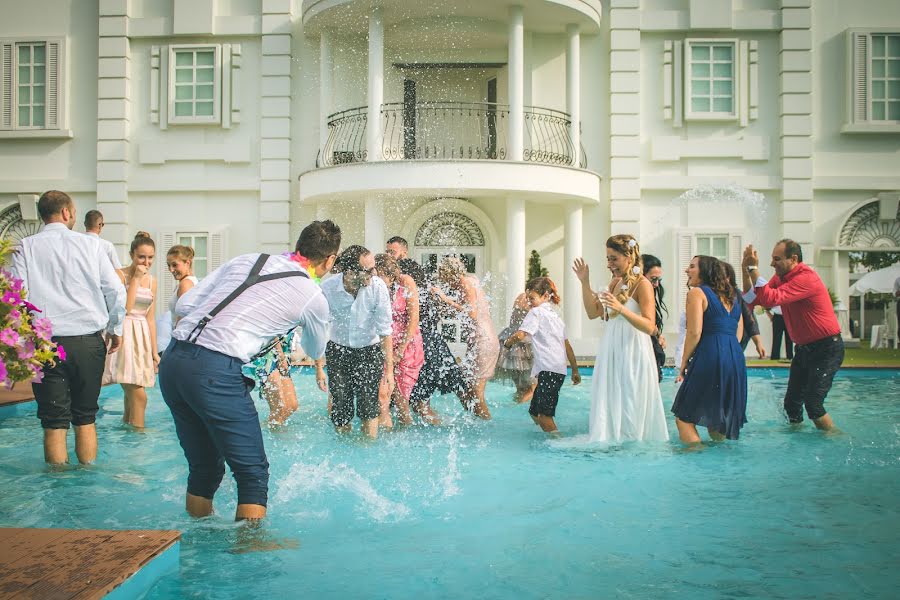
641, 254, 668, 382
319, 245, 395, 439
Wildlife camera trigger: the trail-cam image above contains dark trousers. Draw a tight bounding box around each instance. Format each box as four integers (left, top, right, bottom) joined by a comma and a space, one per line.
159, 340, 269, 507
651, 335, 665, 382
783, 335, 844, 423
32, 332, 107, 430
771, 314, 793, 360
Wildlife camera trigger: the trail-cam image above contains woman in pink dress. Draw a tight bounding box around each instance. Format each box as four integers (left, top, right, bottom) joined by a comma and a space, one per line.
103, 232, 159, 429
432, 256, 497, 420
375, 254, 425, 428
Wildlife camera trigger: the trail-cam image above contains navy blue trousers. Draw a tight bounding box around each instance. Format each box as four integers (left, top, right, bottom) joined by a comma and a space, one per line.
159, 340, 269, 506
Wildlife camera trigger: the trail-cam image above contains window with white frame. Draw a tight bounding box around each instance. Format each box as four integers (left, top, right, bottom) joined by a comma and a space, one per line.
686, 41, 736, 119
845, 29, 900, 131
177, 233, 209, 278
169, 45, 220, 124
695, 234, 730, 261
0, 38, 66, 134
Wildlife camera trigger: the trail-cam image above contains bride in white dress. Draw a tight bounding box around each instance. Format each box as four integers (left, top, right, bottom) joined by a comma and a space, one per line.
573, 235, 669, 442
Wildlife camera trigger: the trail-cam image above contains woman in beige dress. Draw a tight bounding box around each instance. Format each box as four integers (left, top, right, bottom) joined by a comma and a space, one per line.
103, 232, 160, 428
432, 257, 498, 419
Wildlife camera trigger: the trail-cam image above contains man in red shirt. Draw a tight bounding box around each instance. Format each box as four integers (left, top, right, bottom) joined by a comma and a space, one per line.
741, 239, 844, 430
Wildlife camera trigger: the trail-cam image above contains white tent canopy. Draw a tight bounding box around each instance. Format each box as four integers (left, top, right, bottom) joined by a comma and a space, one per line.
849, 263, 900, 296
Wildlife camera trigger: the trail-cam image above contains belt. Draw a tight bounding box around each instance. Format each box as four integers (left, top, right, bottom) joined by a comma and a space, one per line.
53, 331, 103, 339
796, 334, 841, 349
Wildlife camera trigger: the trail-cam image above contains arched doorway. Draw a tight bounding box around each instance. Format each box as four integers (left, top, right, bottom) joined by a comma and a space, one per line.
835, 195, 900, 340
0, 204, 42, 243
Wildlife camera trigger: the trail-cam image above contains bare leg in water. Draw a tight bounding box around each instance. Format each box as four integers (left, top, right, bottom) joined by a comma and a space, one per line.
122, 383, 148, 428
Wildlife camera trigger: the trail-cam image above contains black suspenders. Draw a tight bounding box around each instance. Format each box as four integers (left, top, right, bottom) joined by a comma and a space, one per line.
186, 254, 309, 357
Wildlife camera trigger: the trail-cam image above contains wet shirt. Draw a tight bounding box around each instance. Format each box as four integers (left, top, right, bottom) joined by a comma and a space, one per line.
743, 263, 840, 345
173, 253, 329, 363
321, 274, 392, 348
519, 304, 568, 377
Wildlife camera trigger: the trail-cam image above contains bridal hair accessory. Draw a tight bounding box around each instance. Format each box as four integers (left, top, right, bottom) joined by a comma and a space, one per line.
283, 251, 321, 284
628, 239, 637, 248
632, 266, 641, 275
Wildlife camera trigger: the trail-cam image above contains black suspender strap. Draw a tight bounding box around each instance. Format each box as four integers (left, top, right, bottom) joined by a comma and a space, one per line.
186, 254, 309, 345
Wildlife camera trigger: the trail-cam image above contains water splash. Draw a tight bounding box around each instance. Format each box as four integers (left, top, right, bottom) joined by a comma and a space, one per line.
274, 460, 410, 522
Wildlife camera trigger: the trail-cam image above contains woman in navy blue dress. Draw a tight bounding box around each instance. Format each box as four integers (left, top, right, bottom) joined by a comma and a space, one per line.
672, 256, 748, 443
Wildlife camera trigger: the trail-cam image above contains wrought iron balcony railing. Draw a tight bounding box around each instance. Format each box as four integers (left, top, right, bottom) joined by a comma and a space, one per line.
318, 102, 587, 169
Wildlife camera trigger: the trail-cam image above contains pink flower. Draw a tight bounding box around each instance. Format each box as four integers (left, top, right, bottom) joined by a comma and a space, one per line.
8, 277, 23, 293
2, 291, 21, 305
23, 301, 41, 314
31, 368, 44, 384
17, 340, 35, 360
0, 361, 7, 384
56, 343, 66, 362
33, 318, 53, 341
0, 328, 19, 346
7, 310, 21, 328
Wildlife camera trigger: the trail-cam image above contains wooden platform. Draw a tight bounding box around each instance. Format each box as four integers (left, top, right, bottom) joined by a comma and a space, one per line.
0, 383, 34, 408
0, 528, 180, 599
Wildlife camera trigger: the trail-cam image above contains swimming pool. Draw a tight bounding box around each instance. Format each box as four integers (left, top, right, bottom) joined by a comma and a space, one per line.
1, 370, 898, 599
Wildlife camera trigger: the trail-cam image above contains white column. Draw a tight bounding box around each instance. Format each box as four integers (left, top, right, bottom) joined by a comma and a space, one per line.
365, 198, 384, 252
367, 7, 384, 162
506, 197, 526, 312
564, 203, 584, 339
319, 31, 332, 153
566, 24, 581, 166
508, 5, 524, 161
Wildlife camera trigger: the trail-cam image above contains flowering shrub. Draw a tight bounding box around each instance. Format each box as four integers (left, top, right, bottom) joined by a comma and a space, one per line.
0, 239, 64, 386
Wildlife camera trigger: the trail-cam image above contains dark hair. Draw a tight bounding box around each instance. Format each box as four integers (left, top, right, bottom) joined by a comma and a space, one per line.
526, 277, 561, 304
84, 209, 103, 230
333, 245, 371, 273
777, 238, 803, 263
386, 236, 408, 248
37, 190, 73, 222
642, 253, 668, 333
130, 231, 155, 255
695, 256, 736, 308
398, 258, 426, 288
374, 253, 400, 280
296, 220, 342, 262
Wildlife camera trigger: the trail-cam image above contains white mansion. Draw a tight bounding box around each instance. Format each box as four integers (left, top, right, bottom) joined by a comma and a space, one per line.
0, 0, 898, 353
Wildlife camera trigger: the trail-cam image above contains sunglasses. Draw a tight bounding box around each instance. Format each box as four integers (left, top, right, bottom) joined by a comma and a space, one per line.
648, 276, 662, 284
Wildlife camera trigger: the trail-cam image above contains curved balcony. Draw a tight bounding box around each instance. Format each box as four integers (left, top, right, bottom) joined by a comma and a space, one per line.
318, 102, 587, 169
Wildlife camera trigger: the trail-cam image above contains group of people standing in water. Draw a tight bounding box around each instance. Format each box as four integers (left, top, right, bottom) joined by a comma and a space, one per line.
16, 191, 845, 522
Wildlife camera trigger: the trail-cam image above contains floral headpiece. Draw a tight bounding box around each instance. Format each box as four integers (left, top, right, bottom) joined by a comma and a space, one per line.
283, 251, 321, 284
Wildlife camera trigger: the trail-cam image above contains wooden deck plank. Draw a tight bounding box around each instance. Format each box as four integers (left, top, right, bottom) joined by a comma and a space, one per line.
0, 383, 35, 407
0, 530, 28, 546
28, 531, 178, 598
0, 529, 74, 569
0, 529, 179, 600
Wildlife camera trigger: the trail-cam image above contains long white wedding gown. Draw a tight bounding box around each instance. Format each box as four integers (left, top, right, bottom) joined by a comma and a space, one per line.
589, 297, 669, 442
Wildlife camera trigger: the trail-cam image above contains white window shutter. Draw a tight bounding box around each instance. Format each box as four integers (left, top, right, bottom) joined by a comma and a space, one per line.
230, 44, 241, 124
676, 232, 695, 317
209, 227, 229, 273
46, 40, 61, 129
729, 232, 744, 281
150, 46, 160, 124
0, 42, 12, 130
852, 32, 869, 123
157, 230, 177, 317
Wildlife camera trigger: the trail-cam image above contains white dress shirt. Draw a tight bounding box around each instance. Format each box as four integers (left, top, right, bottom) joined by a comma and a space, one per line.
10, 223, 126, 336
85, 231, 122, 270
320, 274, 392, 348
173, 253, 329, 363
519, 304, 568, 377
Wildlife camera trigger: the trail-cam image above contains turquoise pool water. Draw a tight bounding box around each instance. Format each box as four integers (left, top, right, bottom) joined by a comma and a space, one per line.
1, 370, 898, 599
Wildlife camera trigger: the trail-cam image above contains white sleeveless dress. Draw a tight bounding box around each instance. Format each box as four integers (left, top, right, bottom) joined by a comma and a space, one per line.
589, 297, 669, 442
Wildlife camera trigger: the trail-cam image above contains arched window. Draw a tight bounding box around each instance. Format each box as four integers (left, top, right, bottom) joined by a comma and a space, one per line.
0, 204, 42, 244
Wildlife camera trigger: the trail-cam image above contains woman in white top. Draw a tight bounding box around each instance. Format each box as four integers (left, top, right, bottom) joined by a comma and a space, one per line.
573, 235, 669, 442
504, 277, 581, 433
165, 245, 198, 325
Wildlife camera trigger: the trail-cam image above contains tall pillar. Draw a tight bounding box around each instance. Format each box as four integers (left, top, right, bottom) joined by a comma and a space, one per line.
506, 197, 526, 312
566, 24, 581, 166
508, 5, 524, 161
365, 198, 384, 252
564, 203, 584, 338
96, 2, 132, 262
319, 31, 332, 154
608, 0, 641, 234
367, 7, 384, 161
779, 0, 814, 250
